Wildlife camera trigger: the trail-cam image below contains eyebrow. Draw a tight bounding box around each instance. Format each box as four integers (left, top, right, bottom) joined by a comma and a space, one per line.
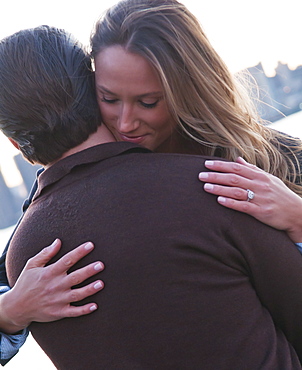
96, 85, 117, 95
97, 85, 162, 99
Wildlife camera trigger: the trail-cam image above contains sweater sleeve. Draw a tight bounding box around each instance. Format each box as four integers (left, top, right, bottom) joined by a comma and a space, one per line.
228, 209, 302, 363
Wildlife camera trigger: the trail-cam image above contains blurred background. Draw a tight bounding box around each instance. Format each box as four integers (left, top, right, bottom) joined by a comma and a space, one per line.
0, 0, 301, 368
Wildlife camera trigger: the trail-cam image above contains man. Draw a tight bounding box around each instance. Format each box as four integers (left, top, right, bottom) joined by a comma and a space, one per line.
0, 25, 106, 365
1, 26, 302, 369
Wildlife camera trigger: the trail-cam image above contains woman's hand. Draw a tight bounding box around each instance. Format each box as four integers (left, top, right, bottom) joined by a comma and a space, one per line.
0, 239, 104, 334
199, 157, 302, 243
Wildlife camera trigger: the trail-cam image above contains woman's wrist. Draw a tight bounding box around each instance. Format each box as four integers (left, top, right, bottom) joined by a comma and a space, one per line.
0, 290, 30, 334
280, 193, 302, 243
286, 228, 302, 244
284, 219, 302, 242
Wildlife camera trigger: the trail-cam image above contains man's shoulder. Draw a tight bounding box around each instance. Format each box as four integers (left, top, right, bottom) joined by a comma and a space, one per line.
123, 151, 223, 173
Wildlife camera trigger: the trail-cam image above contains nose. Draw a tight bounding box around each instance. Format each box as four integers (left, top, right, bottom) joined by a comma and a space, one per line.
117, 104, 140, 133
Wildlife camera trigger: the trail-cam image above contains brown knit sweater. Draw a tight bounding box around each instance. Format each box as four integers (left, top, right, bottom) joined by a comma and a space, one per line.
7, 142, 302, 369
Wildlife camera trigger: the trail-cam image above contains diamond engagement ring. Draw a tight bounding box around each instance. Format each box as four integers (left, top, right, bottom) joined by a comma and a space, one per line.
246, 189, 255, 202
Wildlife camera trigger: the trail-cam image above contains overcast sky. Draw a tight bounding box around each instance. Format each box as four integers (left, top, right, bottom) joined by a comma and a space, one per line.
0, 0, 301, 74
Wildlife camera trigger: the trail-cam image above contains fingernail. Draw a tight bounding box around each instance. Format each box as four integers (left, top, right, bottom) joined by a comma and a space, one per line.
84, 242, 94, 251
94, 262, 104, 271
49, 239, 59, 249
205, 161, 214, 166
204, 183, 214, 191
218, 196, 226, 204
199, 172, 209, 180
94, 281, 103, 290
90, 304, 97, 312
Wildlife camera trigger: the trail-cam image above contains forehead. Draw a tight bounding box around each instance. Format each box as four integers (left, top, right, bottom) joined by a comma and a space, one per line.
94, 45, 163, 95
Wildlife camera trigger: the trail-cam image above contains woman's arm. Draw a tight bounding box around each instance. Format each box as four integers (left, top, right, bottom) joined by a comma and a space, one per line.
0, 239, 104, 334
199, 157, 302, 243
0, 239, 104, 365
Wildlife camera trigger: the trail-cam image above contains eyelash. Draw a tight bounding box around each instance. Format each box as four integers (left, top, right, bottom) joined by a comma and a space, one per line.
100, 96, 159, 109
100, 96, 117, 104
140, 101, 159, 109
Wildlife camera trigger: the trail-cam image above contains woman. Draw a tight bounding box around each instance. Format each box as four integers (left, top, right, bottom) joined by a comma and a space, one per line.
1, 0, 302, 363
90, 0, 302, 241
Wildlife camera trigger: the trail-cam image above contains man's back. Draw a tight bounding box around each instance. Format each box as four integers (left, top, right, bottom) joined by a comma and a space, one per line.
7, 143, 302, 369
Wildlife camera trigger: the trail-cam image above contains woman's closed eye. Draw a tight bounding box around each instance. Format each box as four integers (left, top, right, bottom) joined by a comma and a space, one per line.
139, 99, 161, 109
101, 96, 118, 104
101, 96, 160, 109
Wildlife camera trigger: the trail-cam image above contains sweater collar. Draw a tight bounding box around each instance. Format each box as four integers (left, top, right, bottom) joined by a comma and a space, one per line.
33, 142, 151, 201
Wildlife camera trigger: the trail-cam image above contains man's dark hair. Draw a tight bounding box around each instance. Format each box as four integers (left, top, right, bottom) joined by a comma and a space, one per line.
0, 25, 101, 165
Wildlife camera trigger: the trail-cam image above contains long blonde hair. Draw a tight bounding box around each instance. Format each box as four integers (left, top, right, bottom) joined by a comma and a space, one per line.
91, 0, 302, 194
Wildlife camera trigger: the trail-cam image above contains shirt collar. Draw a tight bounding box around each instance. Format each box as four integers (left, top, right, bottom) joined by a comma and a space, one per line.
33, 142, 151, 201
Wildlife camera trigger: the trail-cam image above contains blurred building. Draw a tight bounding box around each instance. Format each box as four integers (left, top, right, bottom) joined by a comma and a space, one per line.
246, 62, 302, 122
0, 155, 39, 229
0, 170, 20, 228
14, 153, 40, 194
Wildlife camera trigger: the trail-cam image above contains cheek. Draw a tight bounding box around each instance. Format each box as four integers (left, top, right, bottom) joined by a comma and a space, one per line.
98, 103, 116, 125
148, 111, 175, 134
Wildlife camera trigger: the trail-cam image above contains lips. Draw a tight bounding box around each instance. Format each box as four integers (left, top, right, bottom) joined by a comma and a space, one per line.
118, 133, 147, 144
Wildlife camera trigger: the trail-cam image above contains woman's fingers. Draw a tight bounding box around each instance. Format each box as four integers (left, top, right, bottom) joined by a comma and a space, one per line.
25, 240, 104, 286
61, 302, 99, 318
2, 239, 106, 331
216, 196, 258, 214
25, 238, 62, 268
25, 239, 97, 272
66, 261, 105, 288
198, 158, 302, 243
49, 278, 104, 320
203, 183, 252, 202
199, 172, 250, 189
199, 158, 273, 203
68, 280, 104, 304
44, 241, 97, 274
236, 156, 258, 168
202, 158, 262, 180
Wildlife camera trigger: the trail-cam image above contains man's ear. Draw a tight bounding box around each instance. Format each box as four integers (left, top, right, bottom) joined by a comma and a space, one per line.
8, 138, 20, 150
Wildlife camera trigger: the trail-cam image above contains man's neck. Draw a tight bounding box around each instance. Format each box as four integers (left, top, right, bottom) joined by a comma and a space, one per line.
46, 124, 115, 168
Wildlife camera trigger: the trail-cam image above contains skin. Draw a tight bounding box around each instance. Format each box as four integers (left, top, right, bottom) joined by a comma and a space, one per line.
0, 240, 104, 333
94, 45, 179, 153
199, 157, 302, 242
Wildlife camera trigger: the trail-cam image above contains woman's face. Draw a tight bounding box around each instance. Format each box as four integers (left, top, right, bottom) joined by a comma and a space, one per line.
94, 46, 177, 152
